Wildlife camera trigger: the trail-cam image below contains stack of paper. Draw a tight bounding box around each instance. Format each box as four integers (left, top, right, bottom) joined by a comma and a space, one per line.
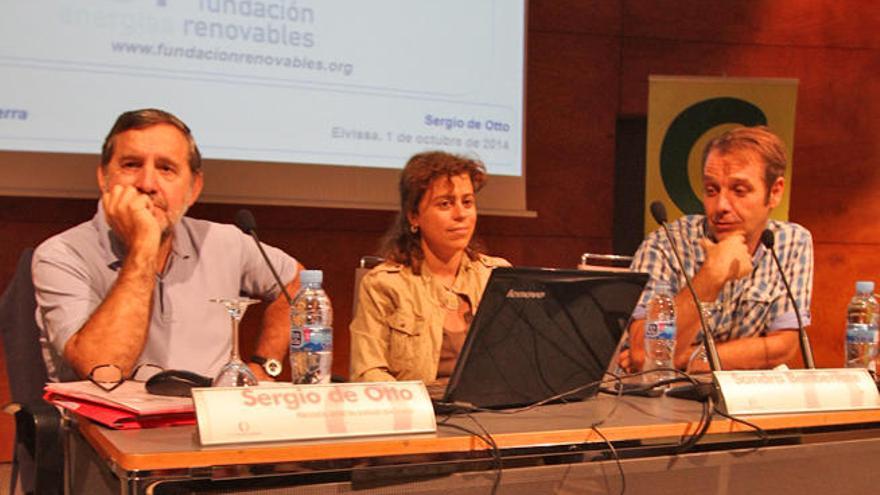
44, 380, 195, 429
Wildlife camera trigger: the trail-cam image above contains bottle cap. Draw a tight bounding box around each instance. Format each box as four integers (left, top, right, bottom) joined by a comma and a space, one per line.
856, 281, 875, 294
300, 269, 323, 285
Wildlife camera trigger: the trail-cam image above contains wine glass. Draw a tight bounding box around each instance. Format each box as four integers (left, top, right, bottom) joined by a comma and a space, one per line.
687, 302, 719, 376
210, 297, 260, 387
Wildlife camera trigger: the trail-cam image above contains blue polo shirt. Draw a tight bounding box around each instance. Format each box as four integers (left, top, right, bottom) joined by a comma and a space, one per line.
33, 203, 298, 381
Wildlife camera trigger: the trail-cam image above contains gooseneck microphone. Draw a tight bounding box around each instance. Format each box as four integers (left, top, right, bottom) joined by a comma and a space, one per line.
760, 229, 815, 369
234, 209, 294, 306
649, 201, 722, 373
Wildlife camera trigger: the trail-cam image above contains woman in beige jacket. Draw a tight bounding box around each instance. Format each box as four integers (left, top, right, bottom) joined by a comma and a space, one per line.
349, 151, 509, 383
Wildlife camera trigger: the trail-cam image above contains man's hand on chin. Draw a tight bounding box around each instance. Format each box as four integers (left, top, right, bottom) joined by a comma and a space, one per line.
102, 184, 162, 254
700, 231, 753, 284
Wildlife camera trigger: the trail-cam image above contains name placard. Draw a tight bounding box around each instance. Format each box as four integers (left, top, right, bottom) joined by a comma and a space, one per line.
714, 368, 880, 416
192, 381, 436, 445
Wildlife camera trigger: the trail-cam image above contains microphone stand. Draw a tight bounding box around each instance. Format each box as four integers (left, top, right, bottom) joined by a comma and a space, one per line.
649, 201, 721, 401
235, 209, 294, 306
659, 224, 723, 372
761, 229, 815, 369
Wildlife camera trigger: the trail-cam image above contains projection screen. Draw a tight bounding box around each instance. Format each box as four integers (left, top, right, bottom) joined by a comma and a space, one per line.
0, 0, 529, 215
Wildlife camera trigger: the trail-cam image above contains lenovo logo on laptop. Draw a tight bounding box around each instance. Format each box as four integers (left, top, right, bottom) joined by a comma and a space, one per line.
505, 288, 546, 299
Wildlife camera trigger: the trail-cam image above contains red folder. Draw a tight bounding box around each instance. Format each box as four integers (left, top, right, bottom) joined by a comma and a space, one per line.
45, 393, 195, 429
44, 380, 196, 430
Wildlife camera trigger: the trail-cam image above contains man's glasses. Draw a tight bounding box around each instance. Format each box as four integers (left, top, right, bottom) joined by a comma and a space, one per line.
87, 363, 164, 392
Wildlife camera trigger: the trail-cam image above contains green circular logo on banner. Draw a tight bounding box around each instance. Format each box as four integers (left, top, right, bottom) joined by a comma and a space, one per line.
660, 97, 767, 214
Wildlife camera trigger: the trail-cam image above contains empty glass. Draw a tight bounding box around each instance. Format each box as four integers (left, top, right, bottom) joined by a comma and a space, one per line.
687, 302, 720, 375
210, 297, 260, 387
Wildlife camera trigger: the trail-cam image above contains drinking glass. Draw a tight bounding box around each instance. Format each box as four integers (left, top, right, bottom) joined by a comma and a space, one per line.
210, 297, 260, 387
687, 302, 720, 376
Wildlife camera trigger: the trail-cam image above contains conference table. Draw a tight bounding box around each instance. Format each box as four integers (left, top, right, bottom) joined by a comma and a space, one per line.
66, 394, 880, 494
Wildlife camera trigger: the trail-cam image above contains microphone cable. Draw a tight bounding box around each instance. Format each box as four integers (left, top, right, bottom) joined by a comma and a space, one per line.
589, 423, 626, 495
436, 413, 503, 494
436, 375, 629, 492
434, 368, 770, 493
453, 371, 712, 493
712, 405, 769, 447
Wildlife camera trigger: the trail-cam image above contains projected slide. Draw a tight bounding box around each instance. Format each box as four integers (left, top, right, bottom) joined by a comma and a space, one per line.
0, 0, 525, 176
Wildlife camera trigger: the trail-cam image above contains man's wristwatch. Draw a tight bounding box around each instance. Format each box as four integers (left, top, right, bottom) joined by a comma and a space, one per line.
250, 355, 282, 378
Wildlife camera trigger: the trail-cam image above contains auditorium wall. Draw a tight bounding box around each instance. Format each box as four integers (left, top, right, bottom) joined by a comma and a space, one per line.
1, 0, 877, 460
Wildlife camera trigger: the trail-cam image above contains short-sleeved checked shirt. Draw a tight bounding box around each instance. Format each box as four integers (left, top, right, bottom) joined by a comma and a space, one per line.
630, 215, 813, 344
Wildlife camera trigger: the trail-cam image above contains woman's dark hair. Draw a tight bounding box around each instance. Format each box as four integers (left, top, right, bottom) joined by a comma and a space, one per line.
380, 151, 487, 271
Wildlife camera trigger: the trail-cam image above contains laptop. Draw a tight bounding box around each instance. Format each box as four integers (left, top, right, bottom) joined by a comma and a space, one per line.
437, 267, 648, 409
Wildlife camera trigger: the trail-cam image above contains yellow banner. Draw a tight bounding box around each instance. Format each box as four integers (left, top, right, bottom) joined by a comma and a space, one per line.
645, 76, 798, 234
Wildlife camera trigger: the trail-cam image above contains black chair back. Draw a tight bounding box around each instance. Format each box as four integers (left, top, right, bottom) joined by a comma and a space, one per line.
1, 248, 62, 495
2, 248, 48, 404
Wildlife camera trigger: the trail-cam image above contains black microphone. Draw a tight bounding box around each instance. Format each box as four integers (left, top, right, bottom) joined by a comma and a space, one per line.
649, 201, 722, 374
234, 209, 294, 306
761, 229, 815, 369
648, 201, 721, 402
649, 201, 667, 228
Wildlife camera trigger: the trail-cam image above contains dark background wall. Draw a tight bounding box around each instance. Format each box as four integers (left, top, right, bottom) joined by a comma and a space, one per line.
2, 1, 877, 460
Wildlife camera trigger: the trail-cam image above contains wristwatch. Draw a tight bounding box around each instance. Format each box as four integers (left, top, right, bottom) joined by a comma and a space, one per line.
250, 355, 282, 378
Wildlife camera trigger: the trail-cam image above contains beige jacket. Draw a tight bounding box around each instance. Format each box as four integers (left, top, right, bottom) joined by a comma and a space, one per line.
349, 254, 510, 382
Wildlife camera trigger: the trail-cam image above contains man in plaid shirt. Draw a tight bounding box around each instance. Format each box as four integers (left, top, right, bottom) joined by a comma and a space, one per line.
621, 126, 813, 372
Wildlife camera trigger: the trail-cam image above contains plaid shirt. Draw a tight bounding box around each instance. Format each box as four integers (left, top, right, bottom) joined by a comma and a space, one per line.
630, 216, 813, 343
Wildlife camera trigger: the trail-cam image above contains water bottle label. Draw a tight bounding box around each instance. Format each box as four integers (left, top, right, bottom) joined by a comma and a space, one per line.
290, 328, 303, 348
847, 323, 879, 344
292, 326, 333, 352
646, 321, 676, 340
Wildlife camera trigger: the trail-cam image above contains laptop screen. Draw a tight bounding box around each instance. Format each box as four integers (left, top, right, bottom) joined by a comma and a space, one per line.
443, 267, 648, 409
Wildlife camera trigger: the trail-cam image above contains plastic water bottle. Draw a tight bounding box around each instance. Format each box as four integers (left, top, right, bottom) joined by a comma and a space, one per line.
643, 283, 677, 383
845, 280, 879, 371
290, 270, 334, 384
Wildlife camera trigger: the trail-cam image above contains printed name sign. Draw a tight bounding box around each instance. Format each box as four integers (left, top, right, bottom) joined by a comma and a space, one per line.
714, 368, 880, 416
192, 381, 436, 445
